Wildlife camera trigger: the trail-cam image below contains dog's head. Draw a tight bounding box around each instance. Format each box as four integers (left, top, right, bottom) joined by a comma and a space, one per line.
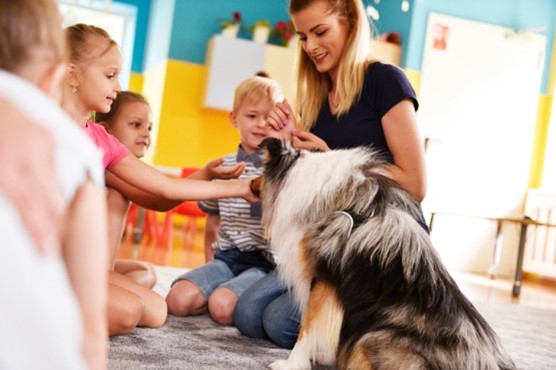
250, 138, 301, 200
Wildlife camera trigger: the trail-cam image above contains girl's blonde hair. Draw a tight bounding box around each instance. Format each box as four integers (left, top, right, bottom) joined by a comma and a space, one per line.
233, 76, 284, 114
290, 0, 373, 129
0, 0, 66, 74
65, 23, 117, 66
95, 91, 150, 127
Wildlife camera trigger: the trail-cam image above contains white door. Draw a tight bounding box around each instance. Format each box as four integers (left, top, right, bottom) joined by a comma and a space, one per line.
418, 13, 546, 274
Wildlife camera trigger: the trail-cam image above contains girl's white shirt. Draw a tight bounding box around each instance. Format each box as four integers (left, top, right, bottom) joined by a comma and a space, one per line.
0, 70, 104, 370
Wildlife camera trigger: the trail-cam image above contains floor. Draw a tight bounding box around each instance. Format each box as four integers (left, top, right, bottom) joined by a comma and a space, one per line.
118, 214, 556, 311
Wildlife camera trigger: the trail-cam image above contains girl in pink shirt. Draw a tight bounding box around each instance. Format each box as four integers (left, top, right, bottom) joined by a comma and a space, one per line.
61, 24, 257, 336
84, 119, 129, 169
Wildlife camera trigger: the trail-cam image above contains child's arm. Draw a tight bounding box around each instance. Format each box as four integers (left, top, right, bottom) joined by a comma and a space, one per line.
105, 171, 182, 211
204, 214, 220, 263
111, 154, 258, 203
61, 179, 108, 370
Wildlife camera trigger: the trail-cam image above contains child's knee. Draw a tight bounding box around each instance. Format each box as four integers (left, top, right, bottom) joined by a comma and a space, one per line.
109, 298, 144, 336
165, 280, 204, 317
142, 296, 168, 328
208, 288, 238, 325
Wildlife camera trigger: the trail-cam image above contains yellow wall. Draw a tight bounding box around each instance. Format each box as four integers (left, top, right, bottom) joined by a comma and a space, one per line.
128, 73, 144, 93
144, 60, 239, 169
529, 95, 552, 187
404, 69, 421, 93
529, 34, 556, 188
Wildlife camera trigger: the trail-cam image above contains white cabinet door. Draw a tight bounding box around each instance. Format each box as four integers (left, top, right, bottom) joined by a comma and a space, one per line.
204, 36, 265, 111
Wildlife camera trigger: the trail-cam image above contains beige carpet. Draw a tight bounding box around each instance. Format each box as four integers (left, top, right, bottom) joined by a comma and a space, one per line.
108, 266, 556, 370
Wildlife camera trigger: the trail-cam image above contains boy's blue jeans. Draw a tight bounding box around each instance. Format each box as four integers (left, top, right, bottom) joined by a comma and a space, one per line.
234, 270, 301, 349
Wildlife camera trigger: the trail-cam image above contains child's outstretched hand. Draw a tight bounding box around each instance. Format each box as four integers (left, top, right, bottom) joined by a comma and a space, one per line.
196, 158, 246, 180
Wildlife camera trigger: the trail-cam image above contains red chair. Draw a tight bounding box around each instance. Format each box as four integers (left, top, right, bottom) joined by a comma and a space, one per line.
124, 167, 207, 251
160, 167, 207, 250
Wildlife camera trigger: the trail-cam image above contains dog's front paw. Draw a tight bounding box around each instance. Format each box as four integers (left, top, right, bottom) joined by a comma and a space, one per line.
268, 359, 311, 370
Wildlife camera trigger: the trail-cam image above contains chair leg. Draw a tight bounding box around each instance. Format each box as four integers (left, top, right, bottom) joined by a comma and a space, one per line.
182, 217, 197, 251
159, 212, 174, 250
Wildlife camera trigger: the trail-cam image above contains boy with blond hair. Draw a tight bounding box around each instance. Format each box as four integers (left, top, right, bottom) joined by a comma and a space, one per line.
166, 76, 284, 326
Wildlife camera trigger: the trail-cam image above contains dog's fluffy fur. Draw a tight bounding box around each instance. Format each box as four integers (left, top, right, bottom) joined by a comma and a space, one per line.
254, 138, 516, 370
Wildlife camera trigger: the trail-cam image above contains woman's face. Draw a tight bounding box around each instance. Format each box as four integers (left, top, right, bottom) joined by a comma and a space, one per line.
291, 1, 349, 77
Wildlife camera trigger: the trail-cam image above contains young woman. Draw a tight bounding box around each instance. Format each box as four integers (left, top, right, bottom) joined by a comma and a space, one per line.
234, 0, 428, 349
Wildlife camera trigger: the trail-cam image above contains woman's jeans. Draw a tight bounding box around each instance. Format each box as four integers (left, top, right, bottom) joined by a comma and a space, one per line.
234, 270, 300, 349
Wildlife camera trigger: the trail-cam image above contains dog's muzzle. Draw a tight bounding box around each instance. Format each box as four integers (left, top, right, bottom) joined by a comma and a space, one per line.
250, 176, 263, 199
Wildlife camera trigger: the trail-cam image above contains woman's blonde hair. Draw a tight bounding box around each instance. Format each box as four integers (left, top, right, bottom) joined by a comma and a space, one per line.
65, 23, 117, 66
290, 0, 373, 129
0, 0, 66, 74
233, 76, 284, 114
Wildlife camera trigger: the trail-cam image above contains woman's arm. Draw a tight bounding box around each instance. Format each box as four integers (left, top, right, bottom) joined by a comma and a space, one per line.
381, 100, 427, 202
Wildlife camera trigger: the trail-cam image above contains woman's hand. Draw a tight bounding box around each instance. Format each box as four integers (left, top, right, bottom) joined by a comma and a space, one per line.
267, 99, 296, 141
291, 129, 330, 152
196, 158, 245, 180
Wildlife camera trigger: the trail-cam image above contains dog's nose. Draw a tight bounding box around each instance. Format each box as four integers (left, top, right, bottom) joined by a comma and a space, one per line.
250, 176, 263, 198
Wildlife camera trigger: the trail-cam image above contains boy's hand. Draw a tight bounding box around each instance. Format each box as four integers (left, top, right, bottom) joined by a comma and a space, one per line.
200, 158, 245, 180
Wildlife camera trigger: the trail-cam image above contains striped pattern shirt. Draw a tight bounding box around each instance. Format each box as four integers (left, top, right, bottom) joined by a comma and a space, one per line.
199, 146, 273, 262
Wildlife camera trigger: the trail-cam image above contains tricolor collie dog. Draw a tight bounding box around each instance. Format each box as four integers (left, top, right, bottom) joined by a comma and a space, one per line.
252, 138, 515, 370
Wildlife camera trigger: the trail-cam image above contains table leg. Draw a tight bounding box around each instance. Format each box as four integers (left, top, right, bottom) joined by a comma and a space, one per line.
512, 221, 529, 297
428, 212, 436, 232
488, 220, 503, 279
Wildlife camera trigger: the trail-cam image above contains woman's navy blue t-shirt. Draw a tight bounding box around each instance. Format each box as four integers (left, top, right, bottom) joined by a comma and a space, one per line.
311, 62, 418, 163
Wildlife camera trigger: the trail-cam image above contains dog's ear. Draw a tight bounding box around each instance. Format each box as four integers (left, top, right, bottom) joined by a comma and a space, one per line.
259, 137, 283, 154
259, 138, 286, 168
259, 138, 299, 181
